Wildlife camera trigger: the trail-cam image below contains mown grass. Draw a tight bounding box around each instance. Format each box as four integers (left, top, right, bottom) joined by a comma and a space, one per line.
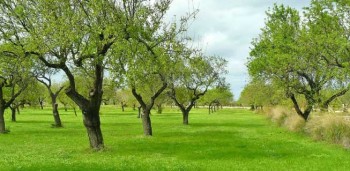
1, 106, 350, 171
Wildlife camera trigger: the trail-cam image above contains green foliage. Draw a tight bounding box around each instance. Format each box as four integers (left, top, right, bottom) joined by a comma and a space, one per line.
248, 2, 350, 119
239, 79, 286, 107
199, 86, 234, 106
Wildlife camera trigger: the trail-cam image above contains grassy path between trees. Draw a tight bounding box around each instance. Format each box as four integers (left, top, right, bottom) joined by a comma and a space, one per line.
1, 106, 350, 170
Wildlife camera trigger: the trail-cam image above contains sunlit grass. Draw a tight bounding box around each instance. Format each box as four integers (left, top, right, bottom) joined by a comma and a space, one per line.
1, 106, 350, 170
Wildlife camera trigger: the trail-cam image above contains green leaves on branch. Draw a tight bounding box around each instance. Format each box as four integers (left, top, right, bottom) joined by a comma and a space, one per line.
248, 2, 350, 120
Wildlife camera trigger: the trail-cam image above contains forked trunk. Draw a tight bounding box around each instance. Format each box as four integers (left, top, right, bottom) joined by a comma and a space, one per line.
142, 110, 152, 136
0, 109, 6, 133
83, 109, 104, 150
290, 94, 312, 121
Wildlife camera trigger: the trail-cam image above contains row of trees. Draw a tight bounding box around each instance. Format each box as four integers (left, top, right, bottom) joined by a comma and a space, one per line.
0, 0, 231, 150
245, 0, 350, 121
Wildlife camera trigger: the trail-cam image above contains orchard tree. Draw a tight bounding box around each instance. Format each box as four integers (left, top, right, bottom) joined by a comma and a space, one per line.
112, 0, 197, 136
0, 0, 126, 149
0, 45, 32, 133
35, 67, 64, 127
239, 79, 285, 110
168, 55, 227, 124
19, 79, 47, 108
199, 85, 234, 113
115, 89, 130, 112
248, 4, 349, 121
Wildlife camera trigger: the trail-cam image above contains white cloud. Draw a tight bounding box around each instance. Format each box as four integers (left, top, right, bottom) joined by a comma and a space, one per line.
167, 0, 311, 99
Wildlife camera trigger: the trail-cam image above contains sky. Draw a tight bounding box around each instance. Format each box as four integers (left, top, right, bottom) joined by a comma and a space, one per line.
166, 0, 311, 100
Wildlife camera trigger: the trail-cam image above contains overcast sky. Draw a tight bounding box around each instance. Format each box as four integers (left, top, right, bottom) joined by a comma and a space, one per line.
166, 0, 311, 100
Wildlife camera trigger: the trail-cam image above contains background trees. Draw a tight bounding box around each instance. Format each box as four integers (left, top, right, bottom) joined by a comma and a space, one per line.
248, 4, 350, 121
35, 67, 64, 127
0, 45, 32, 133
116, 0, 197, 136
0, 0, 127, 149
0, 0, 229, 149
168, 55, 228, 124
239, 79, 285, 110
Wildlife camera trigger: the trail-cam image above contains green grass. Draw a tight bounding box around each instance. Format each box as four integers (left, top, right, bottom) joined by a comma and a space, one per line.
1, 106, 350, 171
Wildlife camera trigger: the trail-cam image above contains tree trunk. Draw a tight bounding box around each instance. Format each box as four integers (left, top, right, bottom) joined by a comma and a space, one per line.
39, 100, 44, 109
157, 104, 162, 114
52, 103, 62, 127
0, 109, 6, 133
121, 102, 125, 112
290, 94, 312, 121
250, 104, 255, 110
16, 107, 20, 115
11, 107, 16, 122
82, 109, 104, 150
51, 96, 62, 127
183, 111, 189, 125
137, 106, 141, 118
142, 109, 152, 136
133, 104, 136, 111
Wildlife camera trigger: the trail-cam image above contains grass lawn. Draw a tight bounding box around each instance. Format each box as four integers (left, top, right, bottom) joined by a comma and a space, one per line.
1, 106, 350, 171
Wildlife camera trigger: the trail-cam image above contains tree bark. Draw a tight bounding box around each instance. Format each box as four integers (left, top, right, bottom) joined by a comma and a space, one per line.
137, 106, 141, 118
183, 111, 189, 125
82, 109, 104, 149
51, 96, 62, 127
141, 109, 152, 136
290, 94, 312, 121
11, 107, 16, 122
0, 109, 6, 133
322, 88, 349, 110
52, 103, 62, 127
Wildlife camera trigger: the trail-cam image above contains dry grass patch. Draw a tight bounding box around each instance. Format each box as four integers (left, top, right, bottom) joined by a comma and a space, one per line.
264, 107, 305, 131
305, 115, 350, 148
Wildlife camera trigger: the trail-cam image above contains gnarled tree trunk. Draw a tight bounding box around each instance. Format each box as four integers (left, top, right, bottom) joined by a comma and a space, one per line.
141, 109, 152, 136
51, 96, 62, 127
290, 94, 313, 121
52, 103, 62, 127
83, 108, 104, 149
